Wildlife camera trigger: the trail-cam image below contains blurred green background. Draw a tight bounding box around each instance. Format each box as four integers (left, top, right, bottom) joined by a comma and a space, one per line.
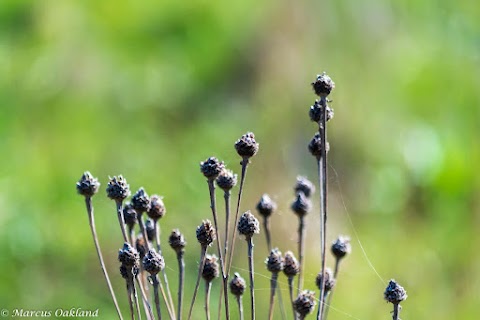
1, 0, 479, 319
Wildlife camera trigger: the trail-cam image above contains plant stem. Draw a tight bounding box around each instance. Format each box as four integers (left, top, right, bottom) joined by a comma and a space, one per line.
227, 159, 249, 275
128, 225, 135, 247
84, 197, 123, 320
207, 180, 230, 319
205, 281, 212, 320
236, 296, 244, 320
176, 251, 185, 320
223, 190, 231, 266
247, 236, 255, 320
392, 303, 400, 320
152, 275, 162, 320
287, 276, 297, 320
263, 217, 272, 251
187, 246, 208, 320
116, 201, 129, 243
132, 279, 142, 320
297, 215, 306, 295
126, 279, 135, 320
268, 272, 278, 320
135, 278, 155, 320
323, 258, 340, 320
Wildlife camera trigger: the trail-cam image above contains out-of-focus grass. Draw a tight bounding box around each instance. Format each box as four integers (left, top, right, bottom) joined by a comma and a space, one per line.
0, 0, 479, 319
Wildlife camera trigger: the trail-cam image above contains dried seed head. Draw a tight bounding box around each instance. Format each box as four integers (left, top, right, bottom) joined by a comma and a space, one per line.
123, 202, 137, 229
131, 187, 151, 213
118, 242, 140, 267
309, 100, 334, 123
316, 268, 336, 292
256, 194, 277, 218
384, 279, 407, 304
147, 195, 166, 221
135, 235, 147, 260
142, 249, 165, 275
145, 219, 156, 242
308, 133, 330, 158
229, 273, 246, 297
76, 171, 100, 197
291, 192, 312, 217
106, 175, 130, 202
311, 72, 335, 98
234, 132, 259, 159
237, 211, 260, 238
266, 248, 284, 273
283, 251, 300, 277
294, 176, 315, 198
196, 220, 216, 247
169, 229, 186, 254
293, 290, 317, 317
331, 235, 351, 260
120, 263, 139, 279
202, 254, 220, 283
200, 157, 225, 180
216, 169, 238, 191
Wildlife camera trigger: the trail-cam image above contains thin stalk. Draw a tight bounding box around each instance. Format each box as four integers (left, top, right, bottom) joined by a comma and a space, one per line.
135, 278, 155, 320
187, 246, 208, 320
297, 216, 306, 294
263, 217, 272, 251
287, 277, 297, 320
132, 280, 142, 320
176, 251, 185, 320
268, 272, 278, 320
154, 220, 176, 319
207, 180, 230, 320
235, 296, 244, 320
323, 258, 340, 320
392, 303, 400, 320
116, 201, 129, 243
223, 190, 231, 266
152, 275, 162, 320
128, 225, 135, 247
84, 197, 123, 320
205, 281, 212, 320
247, 237, 255, 320
227, 159, 249, 275
126, 279, 135, 320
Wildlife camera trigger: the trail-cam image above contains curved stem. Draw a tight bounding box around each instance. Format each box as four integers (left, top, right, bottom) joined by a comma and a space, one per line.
205, 281, 212, 320
116, 201, 129, 243
84, 197, 123, 320
187, 246, 208, 320
298, 216, 306, 295
247, 237, 255, 320
152, 275, 162, 320
268, 272, 278, 320
176, 252, 185, 320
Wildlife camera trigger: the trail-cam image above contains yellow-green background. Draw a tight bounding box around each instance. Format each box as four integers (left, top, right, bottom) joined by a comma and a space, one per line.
0, 0, 479, 319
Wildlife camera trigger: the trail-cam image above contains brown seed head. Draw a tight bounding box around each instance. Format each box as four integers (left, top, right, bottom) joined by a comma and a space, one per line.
311, 72, 335, 98
384, 279, 407, 304
196, 220, 216, 247
147, 194, 166, 221
200, 157, 225, 180
123, 202, 137, 229
256, 194, 277, 218
308, 133, 330, 159
142, 249, 165, 275
294, 176, 315, 198
283, 251, 300, 277
291, 192, 312, 217
331, 235, 352, 260
234, 132, 259, 159
76, 171, 100, 197
169, 229, 186, 254
216, 169, 238, 191
309, 99, 334, 123
266, 248, 284, 273
131, 187, 151, 213
202, 254, 220, 283
316, 268, 336, 292
106, 175, 130, 202
118, 242, 140, 268
229, 273, 246, 297
237, 211, 260, 238
293, 290, 317, 317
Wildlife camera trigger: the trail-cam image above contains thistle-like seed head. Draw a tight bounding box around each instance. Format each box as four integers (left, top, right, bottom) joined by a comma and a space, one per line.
309, 99, 334, 123
145, 219, 156, 242
202, 254, 220, 283
135, 235, 147, 260
237, 211, 260, 238
294, 176, 315, 198
308, 133, 330, 159
106, 175, 130, 202
315, 268, 336, 292
234, 132, 259, 159
293, 290, 316, 317
200, 157, 225, 180
147, 194, 166, 221
384, 279, 407, 304
283, 251, 300, 277
76, 171, 100, 197
118, 242, 140, 267
229, 273, 246, 297
196, 220, 216, 247
131, 187, 151, 213
331, 235, 351, 260
123, 202, 137, 229
291, 192, 312, 217
169, 229, 186, 254
216, 169, 238, 191
311, 72, 335, 98
142, 249, 165, 275
256, 194, 277, 218
266, 248, 284, 273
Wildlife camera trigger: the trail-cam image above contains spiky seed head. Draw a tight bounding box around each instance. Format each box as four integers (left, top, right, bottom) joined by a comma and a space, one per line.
229, 273, 246, 296
293, 290, 317, 317
142, 249, 165, 275
131, 187, 150, 213
256, 194, 277, 218
331, 235, 352, 260
135, 235, 147, 260
202, 254, 220, 283
266, 248, 284, 273
169, 229, 186, 254
237, 211, 260, 238
316, 268, 336, 292
308, 133, 330, 159
200, 157, 225, 180
311, 72, 335, 98
283, 251, 300, 277
123, 203, 137, 229
145, 219, 156, 242
294, 176, 315, 198
196, 220, 216, 247
309, 100, 334, 123
384, 280, 407, 304
234, 132, 259, 159
118, 242, 140, 267
291, 192, 312, 217
106, 175, 130, 202
147, 194, 166, 221
76, 171, 100, 197
216, 169, 238, 191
